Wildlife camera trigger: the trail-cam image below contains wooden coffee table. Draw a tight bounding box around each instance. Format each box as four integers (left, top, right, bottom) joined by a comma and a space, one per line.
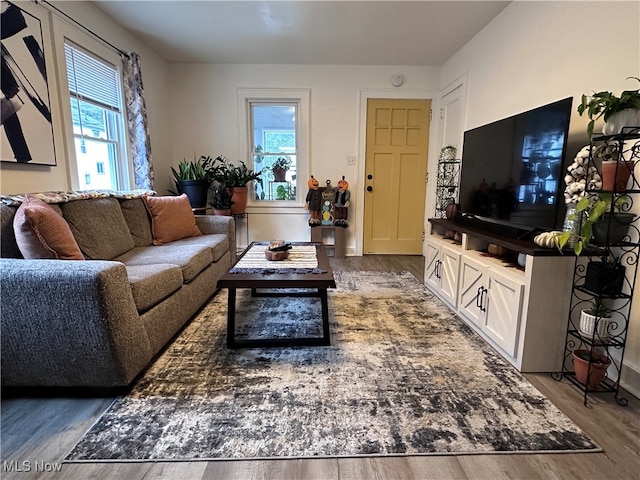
216, 242, 336, 348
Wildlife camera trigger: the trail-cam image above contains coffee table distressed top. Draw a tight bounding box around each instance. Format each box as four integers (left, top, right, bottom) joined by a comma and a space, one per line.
217, 242, 336, 290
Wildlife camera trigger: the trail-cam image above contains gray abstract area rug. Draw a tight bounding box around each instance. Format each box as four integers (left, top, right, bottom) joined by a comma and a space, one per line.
65, 271, 599, 462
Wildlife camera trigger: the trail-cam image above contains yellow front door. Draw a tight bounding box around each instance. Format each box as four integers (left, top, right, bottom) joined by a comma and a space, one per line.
363, 98, 431, 254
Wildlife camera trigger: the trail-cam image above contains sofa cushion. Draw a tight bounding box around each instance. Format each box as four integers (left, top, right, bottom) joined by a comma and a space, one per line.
167, 234, 230, 262
12, 196, 84, 260
143, 194, 202, 246
120, 198, 153, 247
61, 198, 135, 260
115, 244, 213, 283
125, 264, 183, 312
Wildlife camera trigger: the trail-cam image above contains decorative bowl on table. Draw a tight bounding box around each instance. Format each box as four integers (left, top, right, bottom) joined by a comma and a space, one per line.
265, 240, 291, 261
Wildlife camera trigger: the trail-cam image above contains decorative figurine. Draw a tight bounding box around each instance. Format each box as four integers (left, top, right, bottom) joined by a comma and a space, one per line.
321, 179, 335, 225
334, 176, 350, 227
305, 176, 322, 226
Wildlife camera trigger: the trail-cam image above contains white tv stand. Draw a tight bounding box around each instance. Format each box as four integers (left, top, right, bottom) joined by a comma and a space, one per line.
425, 218, 575, 372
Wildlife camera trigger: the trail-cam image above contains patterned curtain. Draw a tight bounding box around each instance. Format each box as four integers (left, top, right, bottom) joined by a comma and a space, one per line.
122, 52, 154, 189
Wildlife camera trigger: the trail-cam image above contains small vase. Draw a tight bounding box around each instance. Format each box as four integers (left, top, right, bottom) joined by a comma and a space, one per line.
445, 202, 459, 219
213, 208, 231, 216
562, 203, 581, 248
602, 108, 640, 135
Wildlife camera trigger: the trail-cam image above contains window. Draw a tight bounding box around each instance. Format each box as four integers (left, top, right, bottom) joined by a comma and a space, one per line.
239, 89, 309, 207
65, 42, 128, 190
251, 104, 298, 201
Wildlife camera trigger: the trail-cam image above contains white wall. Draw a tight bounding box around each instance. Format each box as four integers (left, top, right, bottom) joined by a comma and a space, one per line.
0, 1, 171, 195
167, 64, 440, 249
440, 1, 640, 395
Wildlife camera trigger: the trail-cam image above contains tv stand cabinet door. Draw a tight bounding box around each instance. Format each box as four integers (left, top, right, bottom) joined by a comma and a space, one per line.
439, 245, 460, 306
458, 255, 486, 328
424, 240, 441, 291
484, 269, 524, 358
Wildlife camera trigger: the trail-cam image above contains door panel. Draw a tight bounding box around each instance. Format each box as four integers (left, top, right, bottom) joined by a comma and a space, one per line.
485, 271, 524, 356
364, 98, 431, 254
458, 256, 485, 327
439, 245, 460, 306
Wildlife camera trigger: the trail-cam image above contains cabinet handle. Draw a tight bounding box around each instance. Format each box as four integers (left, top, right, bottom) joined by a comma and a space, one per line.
476, 286, 487, 312
436, 259, 441, 279
480, 287, 489, 312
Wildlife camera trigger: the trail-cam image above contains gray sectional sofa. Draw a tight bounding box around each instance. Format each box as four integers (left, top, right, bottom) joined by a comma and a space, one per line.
0, 190, 235, 388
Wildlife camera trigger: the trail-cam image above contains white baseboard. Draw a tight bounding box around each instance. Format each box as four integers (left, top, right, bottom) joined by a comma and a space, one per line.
621, 361, 640, 400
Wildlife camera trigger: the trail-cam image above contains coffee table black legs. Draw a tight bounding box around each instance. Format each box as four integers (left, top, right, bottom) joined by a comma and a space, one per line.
226, 288, 331, 349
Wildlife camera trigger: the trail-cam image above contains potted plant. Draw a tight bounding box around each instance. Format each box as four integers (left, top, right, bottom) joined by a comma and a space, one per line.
270, 156, 291, 182
210, 182, 233, 215
170, 156, 210, 209
583, 258, 626, 296
557, 192, 633, 254
572, 349, 611, 388
228, 161, 262, 214
579, 298, 613, 341
577, 76, 640, 138
202, 156, 262, 214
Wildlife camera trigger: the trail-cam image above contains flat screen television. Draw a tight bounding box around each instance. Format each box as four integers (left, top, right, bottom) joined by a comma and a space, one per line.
457, 97, 573, 237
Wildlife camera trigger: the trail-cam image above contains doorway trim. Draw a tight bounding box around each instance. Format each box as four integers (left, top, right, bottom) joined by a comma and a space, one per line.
355, 88, 440, 256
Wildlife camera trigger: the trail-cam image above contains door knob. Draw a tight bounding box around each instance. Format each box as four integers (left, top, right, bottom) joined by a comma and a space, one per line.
366, 186, 373, 192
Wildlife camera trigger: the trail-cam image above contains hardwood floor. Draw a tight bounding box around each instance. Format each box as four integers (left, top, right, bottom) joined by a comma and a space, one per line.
2, 255, 638, 480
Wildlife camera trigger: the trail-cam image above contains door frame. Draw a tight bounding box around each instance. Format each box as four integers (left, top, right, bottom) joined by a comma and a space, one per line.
355, 88, 440, 256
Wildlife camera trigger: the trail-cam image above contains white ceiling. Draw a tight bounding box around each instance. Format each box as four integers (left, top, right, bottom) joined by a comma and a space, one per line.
92, 1, 511, 65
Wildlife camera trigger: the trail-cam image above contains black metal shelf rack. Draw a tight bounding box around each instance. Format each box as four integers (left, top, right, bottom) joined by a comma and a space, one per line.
552, 128, 639, 406
434, 159, 461, 218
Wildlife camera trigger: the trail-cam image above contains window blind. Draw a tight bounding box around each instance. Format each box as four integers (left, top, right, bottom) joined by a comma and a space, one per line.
65, 42, 121, 111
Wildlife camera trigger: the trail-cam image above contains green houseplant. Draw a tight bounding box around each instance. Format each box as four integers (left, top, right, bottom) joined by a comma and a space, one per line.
210, 182, 233, 215
579, 298, 612, 341
270, 156, 291, 182
202, 155, 262, 214
578, 76, 640, 138
170, 156, 210, 209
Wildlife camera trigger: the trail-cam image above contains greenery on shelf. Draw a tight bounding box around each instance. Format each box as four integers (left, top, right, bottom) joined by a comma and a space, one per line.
271, 156, 292, 171
202, 155, 262, 188
210, 183, 234, 210
578, 76, 640, 138
171, 156, 207, 182
585, 297, 611, 318
557, 193, 628, 255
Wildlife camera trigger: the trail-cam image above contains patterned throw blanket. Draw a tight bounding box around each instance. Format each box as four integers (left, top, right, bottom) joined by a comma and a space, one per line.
230, 245, 326, 274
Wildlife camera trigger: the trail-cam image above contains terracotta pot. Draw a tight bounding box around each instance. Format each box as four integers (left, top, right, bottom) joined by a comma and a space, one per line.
600, 160, 633, 192
273, 167, 287, 182
572, 349, 611, 388
231, 186, 248, 214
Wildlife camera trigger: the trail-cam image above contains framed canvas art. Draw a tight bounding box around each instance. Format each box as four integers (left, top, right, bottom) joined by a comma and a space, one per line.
1, 0, 57, 166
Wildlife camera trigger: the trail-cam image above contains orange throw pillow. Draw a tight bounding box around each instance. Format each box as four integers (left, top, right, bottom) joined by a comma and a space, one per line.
13, 196, 84, 260
143, 194, 202, 245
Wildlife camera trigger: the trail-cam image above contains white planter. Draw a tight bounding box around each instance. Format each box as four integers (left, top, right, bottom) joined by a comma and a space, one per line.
602, 108, 640, 135
579, 309, 612, 341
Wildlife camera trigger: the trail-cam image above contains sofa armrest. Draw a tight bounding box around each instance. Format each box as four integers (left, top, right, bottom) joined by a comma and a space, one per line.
195, 215, 236, 263
0, 259, 153, 387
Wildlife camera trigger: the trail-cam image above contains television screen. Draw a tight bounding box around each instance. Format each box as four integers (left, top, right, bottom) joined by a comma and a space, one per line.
458, 97, 573, 230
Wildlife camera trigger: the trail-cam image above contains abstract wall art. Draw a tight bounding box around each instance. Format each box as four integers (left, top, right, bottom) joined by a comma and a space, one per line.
1, 0, 56, 166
